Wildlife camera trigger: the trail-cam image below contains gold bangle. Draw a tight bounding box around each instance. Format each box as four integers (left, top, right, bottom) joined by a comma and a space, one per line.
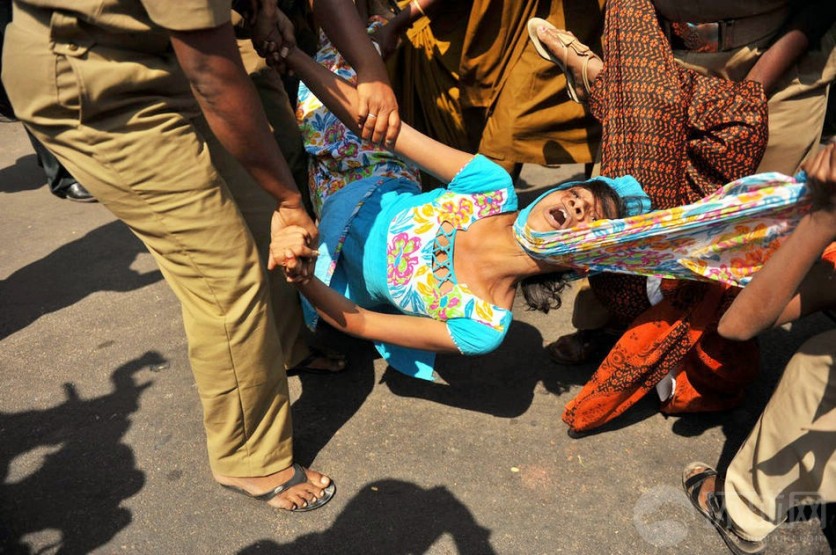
411, 0, 426, 17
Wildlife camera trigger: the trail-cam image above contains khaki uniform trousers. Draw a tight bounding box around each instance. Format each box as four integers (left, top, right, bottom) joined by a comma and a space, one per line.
725, 329, 836, 541
2, 4, 304, 477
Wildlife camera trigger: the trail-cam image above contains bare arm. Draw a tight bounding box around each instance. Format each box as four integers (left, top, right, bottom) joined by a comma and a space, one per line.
280, 248, 458, 352
301, 277, 459, 352
744, 29, 809, 96
718, 144, 836, 340
311, 0, 401, 145
284, 45, 474, 182
745, 0, 836, 95
169, 22, 316, 270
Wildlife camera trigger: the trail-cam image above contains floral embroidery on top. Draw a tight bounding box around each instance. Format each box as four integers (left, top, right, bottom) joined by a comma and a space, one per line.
388, 232, 422, 286
436, 196, 475, 229
474, 191, 507, 217
385, 189, 512, 330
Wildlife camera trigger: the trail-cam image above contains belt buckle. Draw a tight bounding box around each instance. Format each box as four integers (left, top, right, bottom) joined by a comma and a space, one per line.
670, 22, 720, 53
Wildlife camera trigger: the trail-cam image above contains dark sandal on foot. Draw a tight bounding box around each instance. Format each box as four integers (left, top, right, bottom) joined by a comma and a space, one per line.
287, 349, 347, 376
221, 462, 336, 512
682, 462, 765, 555
546, 329, 617, 365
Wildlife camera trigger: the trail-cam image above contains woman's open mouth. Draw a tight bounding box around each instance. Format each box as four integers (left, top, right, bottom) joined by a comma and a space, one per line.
549, 207, 568, 228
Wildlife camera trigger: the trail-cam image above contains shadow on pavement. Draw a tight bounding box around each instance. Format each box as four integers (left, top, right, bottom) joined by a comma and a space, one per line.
0, 220, 163, 339
0, 154, 43, 194
291, 330, 378, 467
238, 479, 495, 554
290, 320, 564, 464
380, 320, 547, 418
0, 352, 160, 554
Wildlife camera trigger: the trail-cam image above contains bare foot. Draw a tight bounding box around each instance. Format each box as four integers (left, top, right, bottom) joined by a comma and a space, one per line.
535, 25, 603, 102
214, 465, 332, 511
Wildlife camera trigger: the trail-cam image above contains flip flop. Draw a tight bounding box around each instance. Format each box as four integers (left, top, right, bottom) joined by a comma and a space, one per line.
221, 462, 336, 512
682, 462, 766, 555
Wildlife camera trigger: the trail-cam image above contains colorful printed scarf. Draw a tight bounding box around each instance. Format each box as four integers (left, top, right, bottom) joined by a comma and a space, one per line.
513, 172, 809, 287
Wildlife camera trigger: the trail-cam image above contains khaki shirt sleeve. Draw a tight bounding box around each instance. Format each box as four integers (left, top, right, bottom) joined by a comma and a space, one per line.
141, 0, 230, 31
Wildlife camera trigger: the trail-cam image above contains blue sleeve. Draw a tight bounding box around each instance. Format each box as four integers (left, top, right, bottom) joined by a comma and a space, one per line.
448, 154, 514, 196
373, 342, 437, 381
445, 314, 511, 356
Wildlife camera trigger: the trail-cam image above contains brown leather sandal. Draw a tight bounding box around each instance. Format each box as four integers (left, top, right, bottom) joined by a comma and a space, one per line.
682, 463, 766, 555
527, 17, 601, 104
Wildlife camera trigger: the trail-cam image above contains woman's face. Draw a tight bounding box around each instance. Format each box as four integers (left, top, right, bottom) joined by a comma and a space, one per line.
526, 186, 616, 232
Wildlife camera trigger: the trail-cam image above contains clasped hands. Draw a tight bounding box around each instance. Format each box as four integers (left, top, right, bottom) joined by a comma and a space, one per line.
236, 0, 296, 73
270, 223, 318, 284
268, 201, 318, 282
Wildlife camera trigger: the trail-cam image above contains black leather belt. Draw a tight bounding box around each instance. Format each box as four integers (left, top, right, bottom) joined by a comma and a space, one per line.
659, 7, 791, 52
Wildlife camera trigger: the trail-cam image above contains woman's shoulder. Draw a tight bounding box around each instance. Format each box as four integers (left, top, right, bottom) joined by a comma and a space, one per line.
446, 308, 513, 356
430, 282, 513, 357
447, 155, 517, 200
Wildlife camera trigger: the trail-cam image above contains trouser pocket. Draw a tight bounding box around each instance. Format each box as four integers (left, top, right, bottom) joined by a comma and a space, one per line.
53, 53, 82, 117
1, 22, 81, 125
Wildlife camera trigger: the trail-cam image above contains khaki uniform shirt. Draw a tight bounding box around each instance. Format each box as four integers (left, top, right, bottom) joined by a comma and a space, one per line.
16, 0, 230, 50
11, 0, 232, 120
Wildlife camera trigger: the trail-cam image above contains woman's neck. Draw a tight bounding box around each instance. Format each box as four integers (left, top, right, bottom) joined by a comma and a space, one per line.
454, 213, 567, 308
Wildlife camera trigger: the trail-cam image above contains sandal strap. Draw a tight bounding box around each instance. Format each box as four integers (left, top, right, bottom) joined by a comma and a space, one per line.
581, 55, 592, 95
707, 491, 732, 529
559, 32, 597, 97
250, 463, 308, 502
684, 467, 717, 505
